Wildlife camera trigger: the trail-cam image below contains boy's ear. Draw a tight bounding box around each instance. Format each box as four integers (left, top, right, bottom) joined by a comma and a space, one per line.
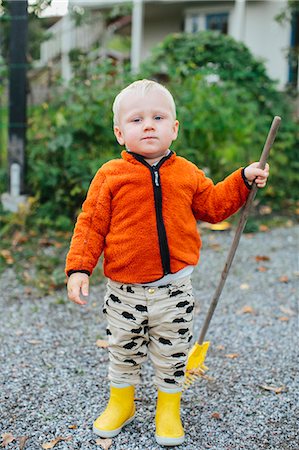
173, 120, 179, 140
114, 126, 125, 145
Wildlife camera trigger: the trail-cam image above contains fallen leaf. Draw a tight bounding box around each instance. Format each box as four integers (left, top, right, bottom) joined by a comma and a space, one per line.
216, 345, 225, 350
225, 353, 239, 359
255, 255, 270, 262
38, 238, 53, 247
278, 316, 289, 322
259, 205, 272, 215
286, 220, 294, 227
41, 436, 72, 449
68, 425, 77, 429
279, 275, 289, 283
259, 224, 269, 232
257, 266, 268, 272
18, 436, 29, 450
211, 412, 222, 420
240, 305, 255, 314
26, 340, 42, 345
209, 221, 231, 231
258, 384, 286, 394
209, 243, 222, 251
12, 231, 29, 247
53, 241, 63, 248
24, 287, 33, 295
187, 367, 205, 376
279, 306, 295, 316
240, 283, 250, 290
1, 433, 15, 447
95, 438, 112, 449
0, 250, 14, 264
96, 339, 109, 348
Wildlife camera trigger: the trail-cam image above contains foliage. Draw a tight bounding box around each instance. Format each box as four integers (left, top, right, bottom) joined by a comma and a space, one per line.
140, 31, 299, 209
21, 31, 299, 231
141, 31, 281, 114
26, 60, 133, 228
0, 0, 53, 61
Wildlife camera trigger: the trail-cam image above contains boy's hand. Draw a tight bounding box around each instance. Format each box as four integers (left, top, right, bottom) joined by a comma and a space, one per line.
67, 272, 89, 306
244, 162, 270, 188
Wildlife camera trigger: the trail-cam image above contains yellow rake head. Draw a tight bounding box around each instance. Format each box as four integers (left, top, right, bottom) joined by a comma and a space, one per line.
183, 341, 210, 390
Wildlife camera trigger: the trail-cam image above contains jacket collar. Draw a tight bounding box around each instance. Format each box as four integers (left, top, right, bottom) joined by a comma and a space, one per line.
121, 150, 176, 168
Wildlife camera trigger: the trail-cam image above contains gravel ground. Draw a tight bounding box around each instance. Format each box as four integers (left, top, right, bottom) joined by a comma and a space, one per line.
0, 225, 298, 450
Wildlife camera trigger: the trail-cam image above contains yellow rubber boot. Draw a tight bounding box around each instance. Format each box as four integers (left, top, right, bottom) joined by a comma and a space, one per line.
155, 389, 185, 446
93, 384, 135, 438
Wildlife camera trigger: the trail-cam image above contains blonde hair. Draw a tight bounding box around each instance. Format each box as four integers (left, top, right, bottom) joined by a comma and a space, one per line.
112, 79, 176, 126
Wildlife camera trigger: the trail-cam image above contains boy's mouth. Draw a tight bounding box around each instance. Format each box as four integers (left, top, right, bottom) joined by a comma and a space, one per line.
142, 136, 157, 140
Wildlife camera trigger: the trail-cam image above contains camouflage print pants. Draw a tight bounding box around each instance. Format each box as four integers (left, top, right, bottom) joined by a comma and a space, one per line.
102, 276, 195, 390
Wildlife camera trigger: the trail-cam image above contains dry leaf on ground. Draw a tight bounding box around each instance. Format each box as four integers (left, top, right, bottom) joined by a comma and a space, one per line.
240, 283, 250, 290
278, 316, 290, 322
257, 266, 268, 272
225, 353, 239, 359
41, 436, 72, 449
278, 275, 289, 283
0, 250, 14, 264
26, 340, 42, 345
19, 436, 29, 450
240, 305, 255, 314
259, 206, 272, 215
279, 306, 295, 316
95, 438, 113, 449
255, 255, 270, 262
259, 224, 269, 232
258, 384, 286, 394
211, 412, 222, 420
12, 231, 29, 247
96, 340, 109, 348
1, 433, 15, 447
208, 221, 231, 231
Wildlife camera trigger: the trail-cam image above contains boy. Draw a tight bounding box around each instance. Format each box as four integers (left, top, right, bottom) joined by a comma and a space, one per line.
66, 79, 269, 446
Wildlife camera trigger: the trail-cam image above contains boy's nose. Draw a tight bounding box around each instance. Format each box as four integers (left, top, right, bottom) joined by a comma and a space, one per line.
143, 119, 155, 130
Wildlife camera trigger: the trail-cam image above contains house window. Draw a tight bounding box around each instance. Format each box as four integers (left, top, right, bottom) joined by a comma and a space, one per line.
185, 11, 229, 34
206, 13, 228, 34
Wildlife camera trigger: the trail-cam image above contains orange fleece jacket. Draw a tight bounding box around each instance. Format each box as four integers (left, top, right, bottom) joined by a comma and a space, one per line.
65, 151, 250, 284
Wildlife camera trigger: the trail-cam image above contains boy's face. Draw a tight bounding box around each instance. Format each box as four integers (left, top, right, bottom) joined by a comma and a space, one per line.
114, 90, 179, 163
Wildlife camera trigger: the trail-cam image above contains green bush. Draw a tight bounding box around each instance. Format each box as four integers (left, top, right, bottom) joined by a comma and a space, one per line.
140, 31, 299, 208
25, 32, 298, 230
141, 31, 280, 113
27, 61, 131, 226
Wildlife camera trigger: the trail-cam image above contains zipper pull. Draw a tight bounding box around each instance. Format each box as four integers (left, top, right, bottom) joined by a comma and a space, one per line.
154, 170, 159, 186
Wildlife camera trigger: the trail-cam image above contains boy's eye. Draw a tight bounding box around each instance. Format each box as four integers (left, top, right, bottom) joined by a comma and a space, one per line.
132, 118, 141, 123
155, 116, 163, 120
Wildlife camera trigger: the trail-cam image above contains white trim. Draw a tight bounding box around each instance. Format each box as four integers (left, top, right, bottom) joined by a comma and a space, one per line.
131, 0, 144, 74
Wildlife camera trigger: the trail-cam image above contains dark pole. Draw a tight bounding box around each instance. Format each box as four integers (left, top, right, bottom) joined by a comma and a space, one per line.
8, 0, 28, 195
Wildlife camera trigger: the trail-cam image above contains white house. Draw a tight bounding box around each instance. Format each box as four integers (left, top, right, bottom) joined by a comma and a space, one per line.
36, 0, 298, 91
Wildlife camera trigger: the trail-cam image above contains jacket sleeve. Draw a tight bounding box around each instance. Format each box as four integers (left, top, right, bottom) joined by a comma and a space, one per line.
192, 167, 250, 224
65, 169, 111, 276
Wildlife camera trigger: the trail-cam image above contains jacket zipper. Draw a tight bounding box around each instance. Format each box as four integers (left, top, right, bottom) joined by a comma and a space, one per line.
130, 151, 172, 275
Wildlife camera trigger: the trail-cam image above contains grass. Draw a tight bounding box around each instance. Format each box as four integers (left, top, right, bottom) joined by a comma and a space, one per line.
0, 225, 104, 296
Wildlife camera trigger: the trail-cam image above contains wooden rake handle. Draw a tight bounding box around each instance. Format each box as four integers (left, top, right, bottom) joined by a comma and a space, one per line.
197, 116, 281, 345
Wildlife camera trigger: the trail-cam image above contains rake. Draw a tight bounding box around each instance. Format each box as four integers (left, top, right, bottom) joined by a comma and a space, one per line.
184, 116, 281, 389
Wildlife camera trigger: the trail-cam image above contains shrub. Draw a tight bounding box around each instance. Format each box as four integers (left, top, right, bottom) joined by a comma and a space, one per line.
27, 61, 132, 227
25, 32, 298, 230
140, 31, 299, 208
